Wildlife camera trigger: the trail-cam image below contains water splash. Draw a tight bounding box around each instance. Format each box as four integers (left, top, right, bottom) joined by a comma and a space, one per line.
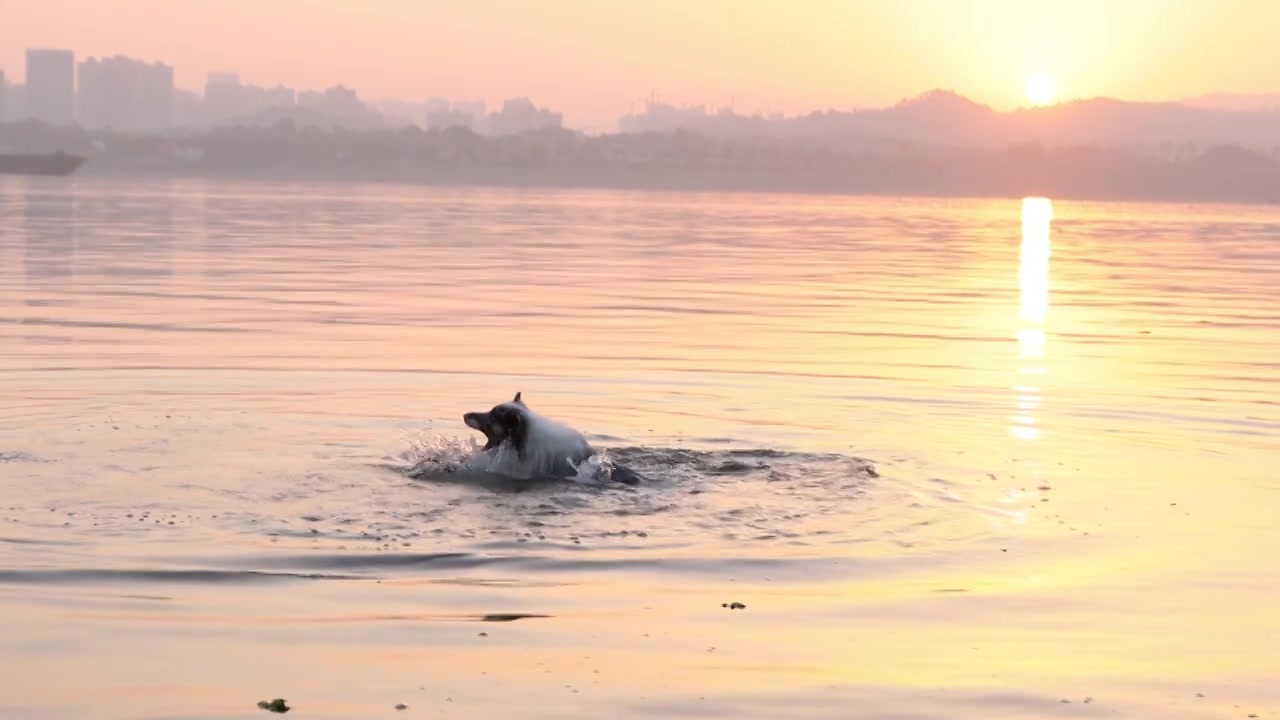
395, 431, 482, 472
392, 430, 626, 486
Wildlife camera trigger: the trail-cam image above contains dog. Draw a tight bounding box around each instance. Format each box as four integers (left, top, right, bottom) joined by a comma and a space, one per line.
463, 392, 642, 485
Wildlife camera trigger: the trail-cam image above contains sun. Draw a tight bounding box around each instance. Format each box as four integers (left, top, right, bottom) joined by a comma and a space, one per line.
1024, 72, 1058, 106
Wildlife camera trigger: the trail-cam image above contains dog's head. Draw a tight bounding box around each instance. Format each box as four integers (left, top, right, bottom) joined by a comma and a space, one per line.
463, 392, 529, 456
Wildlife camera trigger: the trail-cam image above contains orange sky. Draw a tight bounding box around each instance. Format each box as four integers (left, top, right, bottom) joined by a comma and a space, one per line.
2, 0, 1277, 129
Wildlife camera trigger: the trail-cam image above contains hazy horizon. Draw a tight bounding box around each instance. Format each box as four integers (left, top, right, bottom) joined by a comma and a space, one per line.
4, 0, 1280, 129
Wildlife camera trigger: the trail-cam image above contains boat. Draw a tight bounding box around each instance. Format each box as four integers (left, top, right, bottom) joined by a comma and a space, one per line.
0, 151, 88, 177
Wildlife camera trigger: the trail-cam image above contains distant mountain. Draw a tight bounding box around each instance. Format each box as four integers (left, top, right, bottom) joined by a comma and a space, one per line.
620, 90, 1280, 149
1001, 97, 1280, 147
1183, 92, 1280, 111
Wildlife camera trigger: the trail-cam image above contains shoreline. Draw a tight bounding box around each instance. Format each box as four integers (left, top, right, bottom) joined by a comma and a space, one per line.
44, 165, 1280, 208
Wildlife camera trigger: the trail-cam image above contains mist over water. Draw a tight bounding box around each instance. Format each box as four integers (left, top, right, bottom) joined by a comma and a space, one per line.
0, 178, 1277, 719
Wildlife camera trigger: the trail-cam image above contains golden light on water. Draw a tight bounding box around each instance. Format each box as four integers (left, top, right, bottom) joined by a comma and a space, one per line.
1020, 197, 1051, 325
1012, 197, 1052, 440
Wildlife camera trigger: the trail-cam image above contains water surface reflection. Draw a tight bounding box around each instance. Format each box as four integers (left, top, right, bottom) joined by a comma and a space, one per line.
1013, 196, 1052, 441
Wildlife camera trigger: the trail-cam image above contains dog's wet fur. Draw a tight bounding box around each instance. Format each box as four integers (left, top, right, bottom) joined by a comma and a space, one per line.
463, 392, 643, 486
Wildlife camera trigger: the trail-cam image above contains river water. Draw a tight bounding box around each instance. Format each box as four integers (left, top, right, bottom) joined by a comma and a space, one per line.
1, 177, 1276, 719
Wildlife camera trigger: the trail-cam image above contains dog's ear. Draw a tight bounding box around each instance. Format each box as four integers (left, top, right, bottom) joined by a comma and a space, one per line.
512, 391, 523, 404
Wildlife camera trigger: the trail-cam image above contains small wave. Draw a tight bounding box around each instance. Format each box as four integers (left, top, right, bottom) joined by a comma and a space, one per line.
337, 552, 859, 577
0, 536, 80, 547
0, 553, 896, 586
606, 445, 877, 476
0, 568, 359, 585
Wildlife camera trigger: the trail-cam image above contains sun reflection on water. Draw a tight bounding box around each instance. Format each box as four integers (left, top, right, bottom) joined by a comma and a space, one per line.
1012, 197, 1052, 441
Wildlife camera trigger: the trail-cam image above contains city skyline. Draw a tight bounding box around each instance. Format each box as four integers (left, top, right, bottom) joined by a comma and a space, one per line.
6, 44, 1280, 138
3, 0, 1280, 130
2, 46, 571, 135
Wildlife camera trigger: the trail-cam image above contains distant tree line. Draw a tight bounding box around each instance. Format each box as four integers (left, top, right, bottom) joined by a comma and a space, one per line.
3, 119, 1278, 204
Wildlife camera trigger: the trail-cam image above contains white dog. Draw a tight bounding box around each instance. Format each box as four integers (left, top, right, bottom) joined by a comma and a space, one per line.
463, 392, 641, 485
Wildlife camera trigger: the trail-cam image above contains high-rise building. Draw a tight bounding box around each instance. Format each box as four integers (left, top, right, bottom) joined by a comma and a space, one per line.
454, 100, 486, 118
297, 85, 380, 129
264, 84, 295, 108
424, 99, 487, 132
489, 97, 562, 135
206, 71, 239, 88
25, 48, 76, 125
3, 83, 26, 122
173, 89, 203, 127
78, 56, 174, 132
204, 73, 244, 123
204, 71, 296, 126
138, 60, 175, 131
0, 69, 6, 123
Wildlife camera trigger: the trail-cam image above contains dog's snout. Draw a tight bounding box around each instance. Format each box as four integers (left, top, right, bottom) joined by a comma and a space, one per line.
463, 412, 485, 430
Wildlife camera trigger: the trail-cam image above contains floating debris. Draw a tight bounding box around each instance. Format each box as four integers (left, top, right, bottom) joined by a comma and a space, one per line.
257, 698, 291, 713
395, 703, 409, 711
721, 602, 746, 610
480, 613, 549, 622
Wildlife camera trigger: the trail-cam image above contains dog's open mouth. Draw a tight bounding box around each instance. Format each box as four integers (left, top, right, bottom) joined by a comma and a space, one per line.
463, 412, 503, 450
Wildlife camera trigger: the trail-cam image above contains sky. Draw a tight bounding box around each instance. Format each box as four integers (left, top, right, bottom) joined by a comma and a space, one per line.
2, 0, 1278, 129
